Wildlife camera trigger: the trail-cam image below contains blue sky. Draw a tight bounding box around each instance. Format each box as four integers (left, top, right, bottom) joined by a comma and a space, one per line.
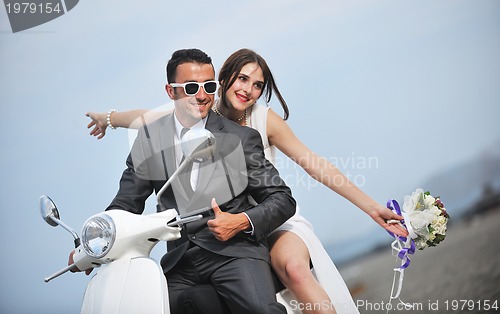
1, 1, 499, 313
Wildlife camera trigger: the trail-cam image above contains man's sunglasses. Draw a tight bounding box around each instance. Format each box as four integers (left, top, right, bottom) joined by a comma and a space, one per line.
170, 81, 219, 96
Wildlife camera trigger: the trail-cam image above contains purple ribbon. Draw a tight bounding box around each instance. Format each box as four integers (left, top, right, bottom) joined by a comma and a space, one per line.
386, 199, 416, 269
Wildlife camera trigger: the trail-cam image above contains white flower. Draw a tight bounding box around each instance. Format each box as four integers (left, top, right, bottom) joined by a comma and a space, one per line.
424, 194, 435, 208
415, 238, 427, 250
407, 210, 433, 238
403, 188, 424, 213
429, 232, 436, 242
400, 188, 449, 250
434, 205, 442, 215
431, 216, 448, 235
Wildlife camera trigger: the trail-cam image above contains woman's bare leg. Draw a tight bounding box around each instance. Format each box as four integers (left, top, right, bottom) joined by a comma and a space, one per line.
269, 231, 336, 314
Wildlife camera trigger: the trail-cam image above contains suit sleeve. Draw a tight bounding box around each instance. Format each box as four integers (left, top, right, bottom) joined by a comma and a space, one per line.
241, 128, 296, 242
105, 127, 154, 214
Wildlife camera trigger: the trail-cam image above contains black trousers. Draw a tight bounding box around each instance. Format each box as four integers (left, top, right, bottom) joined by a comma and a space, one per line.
166, 244, 286, 314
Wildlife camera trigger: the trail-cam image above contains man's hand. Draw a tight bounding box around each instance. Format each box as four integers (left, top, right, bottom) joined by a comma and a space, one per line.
68, 250, 93, 275
207, 198, 250, 241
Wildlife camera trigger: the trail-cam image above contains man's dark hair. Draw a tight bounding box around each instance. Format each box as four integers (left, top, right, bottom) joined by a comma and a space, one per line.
166, 48, 213, 83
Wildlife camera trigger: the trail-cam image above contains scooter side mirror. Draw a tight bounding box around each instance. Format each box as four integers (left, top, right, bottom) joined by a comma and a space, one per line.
181, 128, 216, 162
39, 195, 81, 246
40, 195, 60, 227
156, 128, 217, 216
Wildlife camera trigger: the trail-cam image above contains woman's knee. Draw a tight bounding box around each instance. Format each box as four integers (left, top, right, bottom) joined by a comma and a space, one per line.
270, 231, 313, 286
280, 258, 313, 287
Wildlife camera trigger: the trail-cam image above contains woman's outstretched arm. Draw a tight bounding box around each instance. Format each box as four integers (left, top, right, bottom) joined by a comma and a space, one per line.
266, 109, 408, 237
86, 109, 170, 139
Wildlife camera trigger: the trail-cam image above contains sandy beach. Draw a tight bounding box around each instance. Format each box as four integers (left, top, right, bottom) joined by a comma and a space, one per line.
339, 208, 500, 314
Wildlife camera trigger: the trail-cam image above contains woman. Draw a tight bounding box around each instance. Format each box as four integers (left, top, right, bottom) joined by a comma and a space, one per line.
87, 49, 406, 314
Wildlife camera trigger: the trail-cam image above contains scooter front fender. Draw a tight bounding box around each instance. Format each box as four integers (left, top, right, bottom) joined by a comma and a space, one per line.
81, 257, 169, 314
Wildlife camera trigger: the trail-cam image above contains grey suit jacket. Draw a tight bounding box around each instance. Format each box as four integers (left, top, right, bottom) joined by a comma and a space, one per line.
107, 111, 296, 272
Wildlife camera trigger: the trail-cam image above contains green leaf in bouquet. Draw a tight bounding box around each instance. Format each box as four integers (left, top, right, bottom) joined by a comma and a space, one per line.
434, 233, 446, 243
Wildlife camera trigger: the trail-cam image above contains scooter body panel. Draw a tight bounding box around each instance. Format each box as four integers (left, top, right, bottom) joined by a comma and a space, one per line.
81, 257, 169, 314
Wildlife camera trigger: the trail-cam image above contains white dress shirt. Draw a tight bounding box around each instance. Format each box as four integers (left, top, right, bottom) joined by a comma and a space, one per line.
173, 113, 207, 191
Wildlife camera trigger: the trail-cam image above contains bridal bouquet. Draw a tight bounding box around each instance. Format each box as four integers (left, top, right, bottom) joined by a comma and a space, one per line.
386, 188, 450, 310
401, 188, 450, 250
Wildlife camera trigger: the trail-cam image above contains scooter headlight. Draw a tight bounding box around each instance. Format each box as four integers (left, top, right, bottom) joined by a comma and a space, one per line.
81, 214, 116, 258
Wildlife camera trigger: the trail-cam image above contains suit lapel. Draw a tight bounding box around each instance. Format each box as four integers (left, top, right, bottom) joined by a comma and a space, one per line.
161, 114, 177, 175
158, 114, 191, 201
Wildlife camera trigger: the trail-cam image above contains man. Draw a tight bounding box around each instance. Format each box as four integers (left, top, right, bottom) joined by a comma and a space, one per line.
108, 48, 296, 313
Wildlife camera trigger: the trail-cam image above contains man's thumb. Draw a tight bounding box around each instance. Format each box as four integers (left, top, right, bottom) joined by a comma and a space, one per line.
211, 198, 222, 216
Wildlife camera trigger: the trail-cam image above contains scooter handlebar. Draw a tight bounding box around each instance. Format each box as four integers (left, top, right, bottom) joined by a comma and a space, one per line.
44, 263, 77, 283
167, 214, 203, 227
44, 245, 97, 283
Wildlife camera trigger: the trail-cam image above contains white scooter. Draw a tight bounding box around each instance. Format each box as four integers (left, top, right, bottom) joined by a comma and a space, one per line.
40, 129, 229, 314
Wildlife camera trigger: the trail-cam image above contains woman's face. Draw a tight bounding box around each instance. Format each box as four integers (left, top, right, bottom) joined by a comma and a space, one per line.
225, 62, 264, 111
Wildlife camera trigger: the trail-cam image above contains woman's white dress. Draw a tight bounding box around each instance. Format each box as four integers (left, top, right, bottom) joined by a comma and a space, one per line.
248, 103, 359, 314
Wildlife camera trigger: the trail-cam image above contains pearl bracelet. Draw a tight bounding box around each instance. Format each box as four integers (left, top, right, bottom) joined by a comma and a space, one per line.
107, 109, 117, 129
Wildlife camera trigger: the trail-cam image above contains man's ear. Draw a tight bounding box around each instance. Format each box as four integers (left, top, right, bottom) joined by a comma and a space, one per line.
165, 84, 175, 100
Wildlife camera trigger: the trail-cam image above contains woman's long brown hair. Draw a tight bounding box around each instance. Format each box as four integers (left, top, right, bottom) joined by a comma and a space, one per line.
218, 49, 289, 120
